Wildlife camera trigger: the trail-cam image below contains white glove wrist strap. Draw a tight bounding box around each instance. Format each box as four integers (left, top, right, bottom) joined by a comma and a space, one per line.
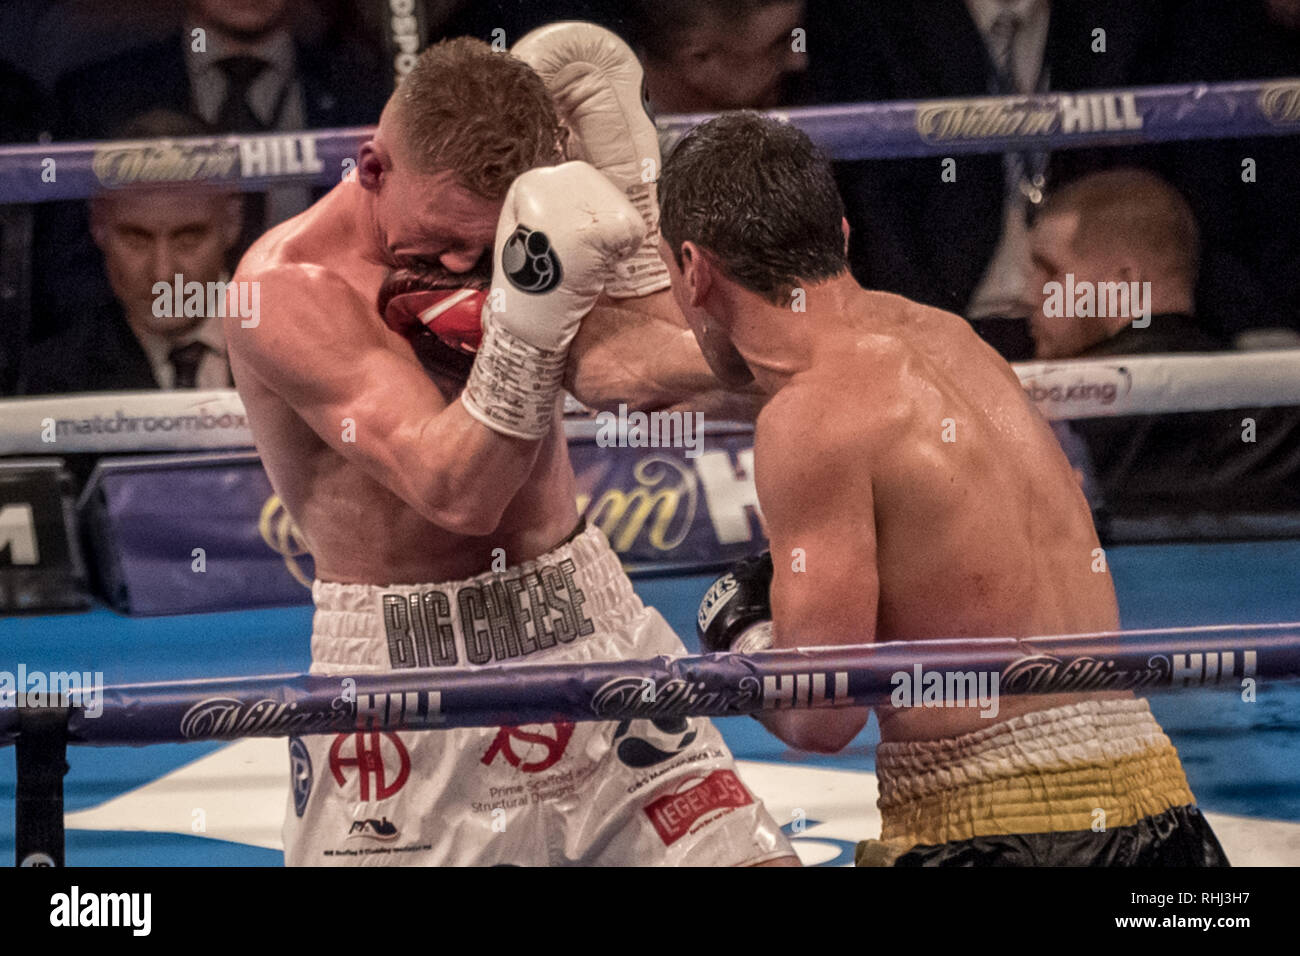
460, 316, 566, 440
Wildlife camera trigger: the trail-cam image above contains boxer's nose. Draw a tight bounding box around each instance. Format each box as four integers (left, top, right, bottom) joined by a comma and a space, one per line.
437, 246, 484, 274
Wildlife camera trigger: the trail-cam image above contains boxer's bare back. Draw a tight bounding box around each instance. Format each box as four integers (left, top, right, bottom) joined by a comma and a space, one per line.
226, 174, 579, 585
756, 289, 1125, 746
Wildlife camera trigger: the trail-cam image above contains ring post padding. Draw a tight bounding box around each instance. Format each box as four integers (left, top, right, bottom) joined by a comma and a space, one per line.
15, 705, 70, 868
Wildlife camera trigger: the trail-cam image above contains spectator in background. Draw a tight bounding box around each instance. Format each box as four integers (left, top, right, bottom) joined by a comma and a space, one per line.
21, 111, 241, 395
55, 0, 386, 237
622, 0, 807, 113
1022, 168, 1300, 521
33, 0, 388, 349
1159, 0, 1300, 339
806, 0, 1176, 359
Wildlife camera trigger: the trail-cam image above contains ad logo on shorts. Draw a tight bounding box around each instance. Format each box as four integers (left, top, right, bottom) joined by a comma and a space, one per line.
481, 723, 575, 773
289, 736, 312, 818
329, 731, 410, 801
613, 717, 698, 769
644, 769, 753, 845
347, 817, 399, 841
502, 225, 562, 294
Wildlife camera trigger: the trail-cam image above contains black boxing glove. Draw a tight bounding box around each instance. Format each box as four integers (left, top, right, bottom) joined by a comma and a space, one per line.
697, 551, 775, 654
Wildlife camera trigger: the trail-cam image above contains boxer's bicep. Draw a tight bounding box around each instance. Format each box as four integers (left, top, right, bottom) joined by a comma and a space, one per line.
565, 292, 730, 411
756, 390, 879, 650
227, 269, 534, 531
751, 391, 876, 752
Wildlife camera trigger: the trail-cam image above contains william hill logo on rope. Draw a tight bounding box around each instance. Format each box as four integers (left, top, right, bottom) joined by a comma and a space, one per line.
92, 133, 323, 188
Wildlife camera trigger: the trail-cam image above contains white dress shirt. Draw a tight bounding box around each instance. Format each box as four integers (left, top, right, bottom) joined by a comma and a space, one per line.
184, 25, 311, 227
131, 312, 230, 391
964, 0, 1051, 320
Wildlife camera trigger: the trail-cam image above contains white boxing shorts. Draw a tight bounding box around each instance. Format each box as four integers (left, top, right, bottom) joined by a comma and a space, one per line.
283, 523, 794, 866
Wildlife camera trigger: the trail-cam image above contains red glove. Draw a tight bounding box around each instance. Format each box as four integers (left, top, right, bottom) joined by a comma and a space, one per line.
377, 266, 490, 354
382, 286, 486, 354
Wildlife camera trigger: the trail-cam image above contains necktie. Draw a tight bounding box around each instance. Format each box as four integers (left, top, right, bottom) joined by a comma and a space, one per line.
214, 55, 270, 251
168, 341, 207, 389
988, 10, 1022, 93
215, 55, 270, 131
987, 11, 1042, 208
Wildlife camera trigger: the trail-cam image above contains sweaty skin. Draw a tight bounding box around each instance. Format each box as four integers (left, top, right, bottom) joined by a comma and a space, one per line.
224, 146, 738, 587
751, 288, 1124, 749
226, 171, 724, 584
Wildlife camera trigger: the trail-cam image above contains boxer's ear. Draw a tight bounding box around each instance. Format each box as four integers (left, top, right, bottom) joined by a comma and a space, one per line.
357, 141, 387, 191
680, 241, 712, 308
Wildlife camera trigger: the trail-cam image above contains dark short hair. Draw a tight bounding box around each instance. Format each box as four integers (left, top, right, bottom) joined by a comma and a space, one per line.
658, 111, 846, 305
393, 37, 561, 199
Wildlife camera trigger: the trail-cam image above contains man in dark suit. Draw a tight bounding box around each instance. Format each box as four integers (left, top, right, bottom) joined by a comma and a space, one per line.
21, 111, 243, 396
56, 0, 386, 153
806, 0, 1176, 358
1022, 168, 1300, 521
34, 0, 388, 345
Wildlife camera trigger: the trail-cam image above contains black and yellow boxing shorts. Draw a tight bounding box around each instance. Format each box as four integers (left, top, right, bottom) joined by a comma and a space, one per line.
857, 698, 1229, 866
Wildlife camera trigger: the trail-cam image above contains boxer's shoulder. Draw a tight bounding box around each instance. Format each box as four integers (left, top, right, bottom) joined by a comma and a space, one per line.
755, 380, 871, 480
224, 261, 376, 369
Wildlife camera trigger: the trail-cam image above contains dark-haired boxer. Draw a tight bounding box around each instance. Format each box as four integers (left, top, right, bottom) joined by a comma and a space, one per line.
666, 112, 1228, 867
228, 29, 795, 866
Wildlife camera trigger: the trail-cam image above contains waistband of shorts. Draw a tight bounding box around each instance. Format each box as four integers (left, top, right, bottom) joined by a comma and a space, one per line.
309, 522, 640, 671
875, 698, 1195, 846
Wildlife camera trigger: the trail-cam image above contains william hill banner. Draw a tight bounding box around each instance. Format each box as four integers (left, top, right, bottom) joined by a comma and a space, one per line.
570, 425, 763, 574
79, 427, 763, 615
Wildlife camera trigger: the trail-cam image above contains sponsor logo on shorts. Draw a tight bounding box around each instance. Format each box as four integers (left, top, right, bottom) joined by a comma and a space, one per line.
289, 736, 312, 818
347, 817, 400, 841
329, 731, 410, 802
502, 225, 563, 293
481, 723, 575, 773
381, 558, 594, 669
613, 718, 698, 769
643, 769, 753, 846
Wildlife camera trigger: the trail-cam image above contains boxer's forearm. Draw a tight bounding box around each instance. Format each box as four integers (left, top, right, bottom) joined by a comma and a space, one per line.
664, 386, 764, 421
407, 400, 546, 535
757, 709, 872, 755
566, 292, 757, 414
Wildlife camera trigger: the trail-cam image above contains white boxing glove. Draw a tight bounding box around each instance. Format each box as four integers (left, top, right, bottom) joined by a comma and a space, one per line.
512, 21, 670, 299
461, 161, 645, 440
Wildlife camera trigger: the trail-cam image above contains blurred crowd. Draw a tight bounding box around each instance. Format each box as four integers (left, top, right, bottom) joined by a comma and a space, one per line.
0, 0, 1297, 525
